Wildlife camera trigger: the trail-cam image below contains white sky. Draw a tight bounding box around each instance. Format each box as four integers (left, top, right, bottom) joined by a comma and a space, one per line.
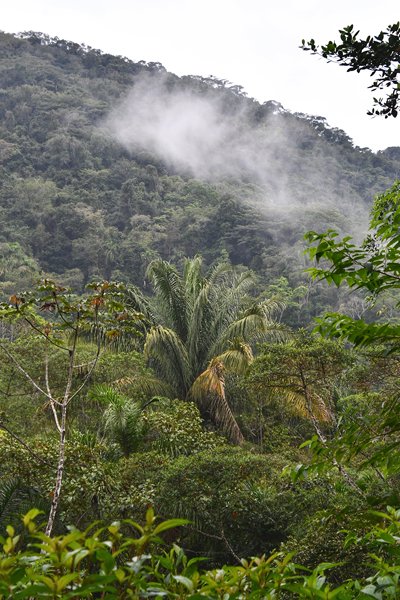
2, 0, 399, 151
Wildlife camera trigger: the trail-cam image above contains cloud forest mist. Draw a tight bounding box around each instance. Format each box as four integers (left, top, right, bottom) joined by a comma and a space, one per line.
103, 72, 370, 239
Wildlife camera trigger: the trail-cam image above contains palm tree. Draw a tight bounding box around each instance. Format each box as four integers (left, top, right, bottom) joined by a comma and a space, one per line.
125, 256, 284, 444
90, 385, 144, 457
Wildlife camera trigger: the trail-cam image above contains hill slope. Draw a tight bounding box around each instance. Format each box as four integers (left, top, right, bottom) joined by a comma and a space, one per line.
0, 31, 398, 309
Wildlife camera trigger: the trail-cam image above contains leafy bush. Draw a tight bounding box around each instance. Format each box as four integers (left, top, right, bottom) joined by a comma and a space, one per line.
143, 398, 224, 457
0, 435, 114, 530
0, 507, 399, 598
153, 447, 335, 563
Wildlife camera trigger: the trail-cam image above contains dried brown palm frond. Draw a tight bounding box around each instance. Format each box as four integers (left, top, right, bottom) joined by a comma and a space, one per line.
190, 357, 244, 445
270, 386, 334, 423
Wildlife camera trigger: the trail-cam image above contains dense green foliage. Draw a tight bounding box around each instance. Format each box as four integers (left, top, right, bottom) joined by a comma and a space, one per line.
0, 30, 399, 323
306, 181, 400, 350
126, 256, 284, 443
0, 22, 399, 597
0, 507, 399, 598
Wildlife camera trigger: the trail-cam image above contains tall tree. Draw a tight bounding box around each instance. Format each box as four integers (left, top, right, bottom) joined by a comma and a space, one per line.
247, 333, 351, 436
0, 280, 141, 535
126, 256, 284, 444
298, 22, 400, 489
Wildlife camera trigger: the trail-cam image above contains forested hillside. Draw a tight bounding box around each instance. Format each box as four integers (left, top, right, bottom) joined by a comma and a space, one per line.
0, 30, 399, 308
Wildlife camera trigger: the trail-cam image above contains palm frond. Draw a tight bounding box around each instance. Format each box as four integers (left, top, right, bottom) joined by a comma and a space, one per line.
124, 285, 154, 322
308, 392, 334, 423
190, 358, 244, 445
144, 325, 192, 396
111, 374, 173, 398
187, 283, 213, 370
212, 303, 287, 357
0, 478, 26, 523
214, 339, 254, 376
226, 308, 267, 338
89, 384, 123, 405
217, 270, 256, 307
90, 384, 144, 456
206, 271, 257, 344
257, 297, 287, 320
207, 260, 233, 285
103, 398, 142, 434
190, 358, 226, 402
183, 255, 205, 301
85, 310, 146, 352
270, 386, 333, 423
146, 260, 188, 341
0, 477, 47, 528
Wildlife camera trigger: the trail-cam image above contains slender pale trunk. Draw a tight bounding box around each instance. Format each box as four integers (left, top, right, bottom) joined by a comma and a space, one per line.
0, 295, 106, 538
45, 403, 67, 536
45, 344, 76, 537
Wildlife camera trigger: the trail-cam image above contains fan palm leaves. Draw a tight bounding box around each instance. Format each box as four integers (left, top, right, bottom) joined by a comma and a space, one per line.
125, 256, 285, 444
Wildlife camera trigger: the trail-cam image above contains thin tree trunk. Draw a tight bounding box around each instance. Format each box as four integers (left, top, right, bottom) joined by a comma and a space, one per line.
45, 403, 67, 536
310, 411, 364, 495
45, 338, 77, 536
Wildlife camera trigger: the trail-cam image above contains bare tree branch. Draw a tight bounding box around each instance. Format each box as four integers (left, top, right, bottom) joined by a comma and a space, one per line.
0, 342, 52, 401
0, 422, 53, 468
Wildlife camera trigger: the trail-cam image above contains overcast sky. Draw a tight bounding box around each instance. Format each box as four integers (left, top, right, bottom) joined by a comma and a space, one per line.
2, 0, 399, 151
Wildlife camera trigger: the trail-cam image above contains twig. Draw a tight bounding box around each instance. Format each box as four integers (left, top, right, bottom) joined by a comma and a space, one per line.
0, 422, 53, 467
220, 527, 242, 565
188, 525, 242, 565
0, 342, 52, 401
45, 348, 62, 433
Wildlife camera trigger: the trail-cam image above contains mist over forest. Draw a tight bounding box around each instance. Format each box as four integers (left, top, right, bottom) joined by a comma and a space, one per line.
0, 30, 398, 307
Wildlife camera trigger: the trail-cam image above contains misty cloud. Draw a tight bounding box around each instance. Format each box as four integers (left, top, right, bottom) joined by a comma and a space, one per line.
102, 72, 369, 237
103, 73, 293, 185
